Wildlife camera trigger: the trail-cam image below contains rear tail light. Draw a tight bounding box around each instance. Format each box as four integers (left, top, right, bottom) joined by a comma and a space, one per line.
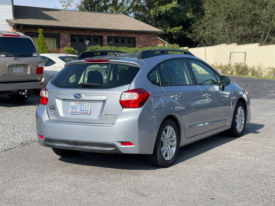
84, 59, 110, 63
121, 142, 134, 146
120, 88, 150, 108
36, 62, 44, 74
40, 87, 48, 105
39, 135, 44, 139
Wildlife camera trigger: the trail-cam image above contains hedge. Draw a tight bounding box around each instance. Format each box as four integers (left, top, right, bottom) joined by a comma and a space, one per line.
86, 44, 187, 53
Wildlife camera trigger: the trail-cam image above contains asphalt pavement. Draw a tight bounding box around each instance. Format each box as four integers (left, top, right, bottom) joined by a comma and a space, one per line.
0, 77, 275, 205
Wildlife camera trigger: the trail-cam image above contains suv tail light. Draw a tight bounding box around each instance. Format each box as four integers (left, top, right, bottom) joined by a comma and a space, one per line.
40, 87, 48, 105
120, 88, 150, 108
36, 62, 44, 74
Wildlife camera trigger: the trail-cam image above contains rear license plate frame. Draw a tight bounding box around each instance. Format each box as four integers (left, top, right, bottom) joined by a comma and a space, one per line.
69, 102, 91, 115
13, 67, 24, 73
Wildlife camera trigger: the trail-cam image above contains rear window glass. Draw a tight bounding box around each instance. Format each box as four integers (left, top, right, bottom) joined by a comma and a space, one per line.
0, 37, 36, 57
51, 63, 140, 89
59, 56, 77, 63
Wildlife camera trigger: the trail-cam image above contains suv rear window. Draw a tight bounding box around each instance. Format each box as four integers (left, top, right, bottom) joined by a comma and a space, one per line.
51, 63, 140, 89
0, 37, 36, 57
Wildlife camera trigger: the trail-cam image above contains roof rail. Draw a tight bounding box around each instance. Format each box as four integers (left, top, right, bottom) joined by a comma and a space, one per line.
78, 50, 126, 59
138, 49, 194, 59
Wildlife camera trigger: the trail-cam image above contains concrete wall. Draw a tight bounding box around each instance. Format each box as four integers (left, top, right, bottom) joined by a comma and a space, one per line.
185, 43, 275, 68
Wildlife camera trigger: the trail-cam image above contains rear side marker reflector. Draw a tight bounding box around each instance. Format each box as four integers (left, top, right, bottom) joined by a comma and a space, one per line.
84, 59, 110, 63
39, 135, 44, 139
2, 34, 20, 37
121, 142, 134, 146
120, 88, 150, 108
40, 87, 48, 105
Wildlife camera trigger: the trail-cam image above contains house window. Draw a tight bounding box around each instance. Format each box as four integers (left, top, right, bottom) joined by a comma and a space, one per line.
94, 38, 99, 43
71, 37, 77, 42
107, 37, 135, 47
79, 37, 84, 42
27, 34, 59, 51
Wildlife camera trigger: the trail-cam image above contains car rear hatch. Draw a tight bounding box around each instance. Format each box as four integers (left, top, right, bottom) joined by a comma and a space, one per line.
0, 35, 42, 83
46, 60, 141, 125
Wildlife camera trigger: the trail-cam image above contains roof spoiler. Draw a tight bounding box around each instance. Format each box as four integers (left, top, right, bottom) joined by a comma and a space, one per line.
138, 49, 194, 59
78, 50, 126, 59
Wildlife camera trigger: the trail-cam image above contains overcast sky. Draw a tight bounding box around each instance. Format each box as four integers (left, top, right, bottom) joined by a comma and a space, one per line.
14, 0, 70, 9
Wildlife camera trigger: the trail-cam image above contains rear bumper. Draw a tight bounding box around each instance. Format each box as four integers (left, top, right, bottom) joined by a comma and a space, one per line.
44, 138, 121, 153
0, 78, 46, 92
36, 105, 158, 155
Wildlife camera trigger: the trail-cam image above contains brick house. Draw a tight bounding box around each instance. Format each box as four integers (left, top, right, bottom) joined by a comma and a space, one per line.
2, 1, 164, 53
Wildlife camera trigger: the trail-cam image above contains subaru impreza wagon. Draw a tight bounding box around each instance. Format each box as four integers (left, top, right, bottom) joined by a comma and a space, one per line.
36, 49, 250, 167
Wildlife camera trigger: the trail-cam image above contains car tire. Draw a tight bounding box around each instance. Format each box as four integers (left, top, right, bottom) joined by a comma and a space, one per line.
9, 94, 29, 102
228, 101, 246, 137
147, 119, 180, 167
52, 148, 80, 157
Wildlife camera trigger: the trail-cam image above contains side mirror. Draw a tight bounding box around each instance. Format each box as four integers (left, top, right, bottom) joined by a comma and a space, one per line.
219, 76, 231, 90
220, 76, 231, 85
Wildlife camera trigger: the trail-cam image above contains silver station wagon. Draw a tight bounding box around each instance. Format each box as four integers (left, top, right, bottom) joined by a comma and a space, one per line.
36, 49, 251, 167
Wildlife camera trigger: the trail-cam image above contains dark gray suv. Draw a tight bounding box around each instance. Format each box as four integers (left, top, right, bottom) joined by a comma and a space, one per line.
0, 31, 46, 101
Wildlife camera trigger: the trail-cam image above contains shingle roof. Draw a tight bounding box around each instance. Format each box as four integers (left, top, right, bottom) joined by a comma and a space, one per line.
7, 6, 164, 34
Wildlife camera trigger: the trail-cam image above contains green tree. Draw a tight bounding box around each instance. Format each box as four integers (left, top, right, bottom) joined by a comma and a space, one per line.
37, 29, 49, 54
190, 0, 275, 46
132, 0, 204, 47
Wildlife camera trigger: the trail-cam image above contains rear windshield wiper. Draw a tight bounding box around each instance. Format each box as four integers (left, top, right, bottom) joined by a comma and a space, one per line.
14, 54, 32, 60
80, 83, 101, 87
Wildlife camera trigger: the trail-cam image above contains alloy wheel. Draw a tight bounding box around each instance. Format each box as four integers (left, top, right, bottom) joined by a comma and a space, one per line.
236, 106, 245, 133
160, 126, 177, 161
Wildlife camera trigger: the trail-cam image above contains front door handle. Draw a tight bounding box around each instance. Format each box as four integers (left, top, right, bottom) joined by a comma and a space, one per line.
171, 93, 180, 100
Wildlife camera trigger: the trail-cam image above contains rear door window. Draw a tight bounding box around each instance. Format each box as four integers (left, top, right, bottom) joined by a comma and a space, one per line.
159, 64, 172, 86
0, 37, 36, 57
51, 63, 140, 89
163, 59, 193, 85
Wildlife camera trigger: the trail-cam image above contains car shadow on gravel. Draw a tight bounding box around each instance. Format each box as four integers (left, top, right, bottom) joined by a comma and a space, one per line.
0, 92, 39, 107
59, 122, 264, 170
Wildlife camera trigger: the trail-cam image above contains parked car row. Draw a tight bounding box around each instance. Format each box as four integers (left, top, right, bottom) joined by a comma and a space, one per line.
0, 32, 250, 167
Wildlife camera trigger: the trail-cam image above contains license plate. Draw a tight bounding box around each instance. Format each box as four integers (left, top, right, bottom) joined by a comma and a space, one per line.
13, 67, 24, 73
69, 102, 91, 115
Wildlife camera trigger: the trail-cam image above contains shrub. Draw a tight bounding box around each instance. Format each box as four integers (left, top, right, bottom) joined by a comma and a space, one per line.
63, 47, 78, 55
87, 44, 185, 53
211, 63, 275, 78
37, 29, 49, 54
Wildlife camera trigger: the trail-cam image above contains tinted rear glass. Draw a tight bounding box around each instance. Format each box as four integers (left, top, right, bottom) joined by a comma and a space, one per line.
59, 56, 77, 63
51, 63, 140, 89
0, 37, 36, 57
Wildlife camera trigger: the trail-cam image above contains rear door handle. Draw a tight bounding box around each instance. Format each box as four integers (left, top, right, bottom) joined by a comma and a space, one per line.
171, 93, 180, 100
